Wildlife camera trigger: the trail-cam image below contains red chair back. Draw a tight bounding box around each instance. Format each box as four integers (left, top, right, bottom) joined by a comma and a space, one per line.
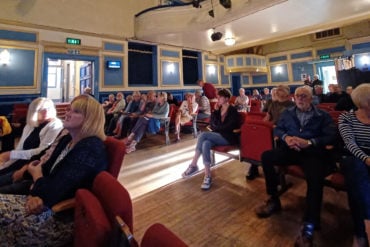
316, 103, 336, 112
92, 171, 134, 233
328, 110, 343, 125
210, 101, 217, 112
169, 104, 178, 125
141, 223, 188, 247
249, 100, 262, 112
74, 189, 111, 247
246, 111, 266, 121
240, 119, 274, 163
229, 95, 237, 105
104, 136, 126, 178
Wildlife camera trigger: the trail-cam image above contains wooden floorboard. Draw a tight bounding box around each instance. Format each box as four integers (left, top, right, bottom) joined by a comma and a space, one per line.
118, 131, 353, 247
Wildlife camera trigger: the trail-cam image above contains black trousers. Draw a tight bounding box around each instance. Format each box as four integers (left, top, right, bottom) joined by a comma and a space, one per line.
261, 146, 332, 226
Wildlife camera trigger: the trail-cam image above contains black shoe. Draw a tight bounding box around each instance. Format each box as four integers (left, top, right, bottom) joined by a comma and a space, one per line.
255, 197, 281, 218
246, 165, 259, 180
294, 223, 314, 247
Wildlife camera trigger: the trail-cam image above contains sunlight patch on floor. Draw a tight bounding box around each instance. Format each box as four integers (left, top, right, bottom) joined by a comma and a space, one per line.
119, 140, 237, 199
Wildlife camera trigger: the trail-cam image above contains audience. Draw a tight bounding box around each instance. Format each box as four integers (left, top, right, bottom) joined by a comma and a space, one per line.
195, 89, 211, 120
181, 89, 240, 190
247, 85, 295, 181
105, 92, 126, 133
335, 85, 357, 112
102, 93, 115, 113
311, 74, 323, 89
234, 88, 250, 112
262, 87, 277, 112
0, 94, 107, 246
262, 87, 272, 103
197, 79, 218, 102
339, 83, 370, 247
324, 84, 344, 103
167, 92, 179, 106
0, 97, 63, 177
83, 87, 94, 97
113, 91, 144, 139
254, 86, 337, 247
251, 89, 262, 100
125, 92, 169, 153
174, 93, 198, 142
312, 85, 325, 105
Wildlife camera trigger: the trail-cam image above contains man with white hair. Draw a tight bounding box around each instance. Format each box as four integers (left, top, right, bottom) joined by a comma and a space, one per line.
255, 86, 337, 246
311, 74, 323, 89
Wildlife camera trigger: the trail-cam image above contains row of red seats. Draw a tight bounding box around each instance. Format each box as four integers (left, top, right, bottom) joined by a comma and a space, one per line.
52, 137, 187, 246
210, 110, 346, 192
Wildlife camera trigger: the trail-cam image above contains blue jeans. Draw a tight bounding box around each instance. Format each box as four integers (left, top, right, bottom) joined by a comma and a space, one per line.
197, 112, 211, 120
131, 117, 149, 142
342, 156, 370, 238
195, 132, 230, 165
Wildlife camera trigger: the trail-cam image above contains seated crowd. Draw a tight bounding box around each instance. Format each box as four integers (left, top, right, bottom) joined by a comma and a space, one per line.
0, 82, 369, 246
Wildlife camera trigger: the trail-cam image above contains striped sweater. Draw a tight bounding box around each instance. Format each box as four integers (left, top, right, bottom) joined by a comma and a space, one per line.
338, 111, 370, 162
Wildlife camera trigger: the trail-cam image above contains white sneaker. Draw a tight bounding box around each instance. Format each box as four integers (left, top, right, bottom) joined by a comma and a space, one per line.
201, 176, 212, 190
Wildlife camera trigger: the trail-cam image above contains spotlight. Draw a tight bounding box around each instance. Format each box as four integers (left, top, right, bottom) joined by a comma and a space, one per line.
192, 0, 201, 8
219, 0, 231, 9
208, 9, 214, 18
211, 32, 223, 42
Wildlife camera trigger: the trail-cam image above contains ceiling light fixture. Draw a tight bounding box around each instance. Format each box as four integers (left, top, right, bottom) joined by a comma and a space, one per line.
224, 37, 236, 46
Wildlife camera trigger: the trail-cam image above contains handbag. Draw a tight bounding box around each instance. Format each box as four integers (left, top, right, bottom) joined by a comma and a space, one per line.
0, 116, 12, 137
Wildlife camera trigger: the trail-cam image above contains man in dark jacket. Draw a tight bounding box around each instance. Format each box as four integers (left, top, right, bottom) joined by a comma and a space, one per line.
254, 85, 337, 247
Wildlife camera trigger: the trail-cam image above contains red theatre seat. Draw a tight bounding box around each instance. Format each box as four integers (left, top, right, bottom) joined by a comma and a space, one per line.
92, 171, 134, 233
249, 100, 262, 112
104, 136, 126, 178
210, 112, 248, 166
141, 223, 188, 247
240, 119, 274, 165
74, 171, 137, 247
74, 189, 111, 247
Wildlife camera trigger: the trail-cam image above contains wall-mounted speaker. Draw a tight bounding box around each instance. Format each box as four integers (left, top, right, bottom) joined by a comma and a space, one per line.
219, 0, 231, 9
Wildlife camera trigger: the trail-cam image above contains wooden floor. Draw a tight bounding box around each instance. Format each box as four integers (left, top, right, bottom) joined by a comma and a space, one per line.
118, 132, 353, 247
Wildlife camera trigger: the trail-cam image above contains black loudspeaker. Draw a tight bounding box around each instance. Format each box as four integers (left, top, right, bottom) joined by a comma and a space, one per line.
211, 32, 223, 41
219, 0, 231, 9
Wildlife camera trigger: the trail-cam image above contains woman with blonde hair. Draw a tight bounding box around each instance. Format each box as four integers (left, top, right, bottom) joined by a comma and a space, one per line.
0, 94, 108, 246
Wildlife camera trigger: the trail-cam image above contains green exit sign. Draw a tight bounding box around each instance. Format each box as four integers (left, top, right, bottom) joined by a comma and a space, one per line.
320, 54, 330, 60
66, 38, 81, 45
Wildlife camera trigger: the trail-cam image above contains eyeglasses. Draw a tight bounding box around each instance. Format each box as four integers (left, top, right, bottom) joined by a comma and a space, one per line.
295, 94, 309, 99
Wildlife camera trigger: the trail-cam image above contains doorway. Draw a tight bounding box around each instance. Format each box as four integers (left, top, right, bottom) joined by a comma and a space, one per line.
315, 61, 337, 93
231, 75, 241, 96
46, 59, 92, 102
320, 65, 337, 92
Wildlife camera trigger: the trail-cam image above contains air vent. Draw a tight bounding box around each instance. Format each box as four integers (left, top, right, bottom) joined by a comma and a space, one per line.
315, 28, 340, 40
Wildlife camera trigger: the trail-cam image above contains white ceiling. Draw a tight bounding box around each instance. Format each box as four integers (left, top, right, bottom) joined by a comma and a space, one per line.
135, 0, 370, 54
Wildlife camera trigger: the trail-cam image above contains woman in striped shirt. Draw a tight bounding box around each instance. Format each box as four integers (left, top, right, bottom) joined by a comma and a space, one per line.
339, 83, 370, 247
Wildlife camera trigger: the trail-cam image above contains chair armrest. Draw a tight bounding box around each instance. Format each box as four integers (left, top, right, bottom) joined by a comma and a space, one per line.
366, 219, 370, 247
116, 215, 136, 246
51, 198, 76, 213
